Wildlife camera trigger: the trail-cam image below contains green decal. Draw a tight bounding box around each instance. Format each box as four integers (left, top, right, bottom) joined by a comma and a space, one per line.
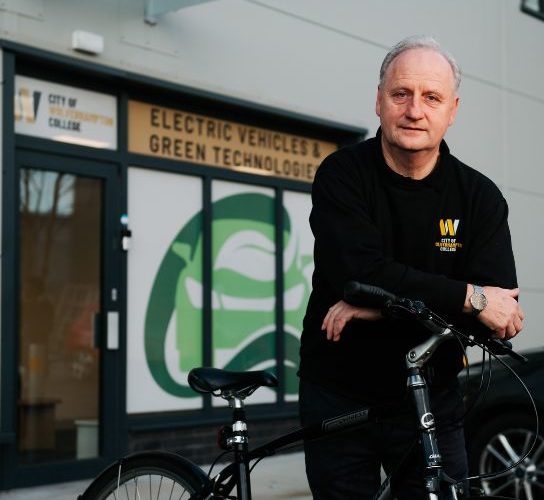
144, 192, 311, 398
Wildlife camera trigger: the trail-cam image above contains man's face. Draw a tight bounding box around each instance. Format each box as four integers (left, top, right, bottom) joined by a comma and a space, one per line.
376, 48, 459, 155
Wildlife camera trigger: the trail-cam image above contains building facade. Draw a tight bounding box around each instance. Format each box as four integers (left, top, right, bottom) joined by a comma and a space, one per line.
0, 0, 543, 489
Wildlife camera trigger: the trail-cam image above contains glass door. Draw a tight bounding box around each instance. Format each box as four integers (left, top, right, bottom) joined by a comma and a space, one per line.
12, 151, 120, 485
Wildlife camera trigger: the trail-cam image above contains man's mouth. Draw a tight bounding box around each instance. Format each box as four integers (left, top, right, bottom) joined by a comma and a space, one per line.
400, 126, 425, 131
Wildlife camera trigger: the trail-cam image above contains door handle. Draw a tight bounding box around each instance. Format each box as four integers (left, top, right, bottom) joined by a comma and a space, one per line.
107, 311, 119, 350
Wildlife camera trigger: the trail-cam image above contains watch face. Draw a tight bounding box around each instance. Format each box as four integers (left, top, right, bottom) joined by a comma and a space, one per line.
470, 293, 487, 311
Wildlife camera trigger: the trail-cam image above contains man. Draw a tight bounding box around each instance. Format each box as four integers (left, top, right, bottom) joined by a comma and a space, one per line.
298, 35, 524, 499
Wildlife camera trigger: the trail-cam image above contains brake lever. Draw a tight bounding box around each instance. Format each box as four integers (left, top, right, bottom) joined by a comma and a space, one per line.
466, 335, 528, 363
486, 338, 528, 363
383, 299, 429, 319
382, 299, 413, 319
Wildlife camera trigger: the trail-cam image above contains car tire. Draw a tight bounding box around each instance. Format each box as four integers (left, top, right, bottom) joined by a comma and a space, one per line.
467, 412, 544, 499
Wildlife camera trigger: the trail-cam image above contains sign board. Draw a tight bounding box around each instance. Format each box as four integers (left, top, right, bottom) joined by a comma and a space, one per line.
128, 101, 337, 182
15, 76, 117, 149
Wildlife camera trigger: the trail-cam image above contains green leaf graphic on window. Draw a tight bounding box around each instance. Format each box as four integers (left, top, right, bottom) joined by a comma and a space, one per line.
144, 193, 311, 398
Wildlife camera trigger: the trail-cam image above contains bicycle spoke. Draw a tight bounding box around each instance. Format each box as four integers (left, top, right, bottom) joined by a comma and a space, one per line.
157, 476, 164, 500
135, 476, 141, 500
117, 474, 194, 500
177, 483, 190, 500
168, 478, 175, 500
114, 464, 122, 500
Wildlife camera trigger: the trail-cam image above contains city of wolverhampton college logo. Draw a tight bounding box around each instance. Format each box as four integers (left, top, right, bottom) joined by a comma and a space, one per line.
14, 87, 42, 124
143, 192, 312, 398
435, 218, 463, 253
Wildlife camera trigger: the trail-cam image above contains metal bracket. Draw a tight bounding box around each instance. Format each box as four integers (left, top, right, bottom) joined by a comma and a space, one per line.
406, 328, 453, 368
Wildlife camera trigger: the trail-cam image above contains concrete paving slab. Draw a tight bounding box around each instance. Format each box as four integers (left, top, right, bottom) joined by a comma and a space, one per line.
0, 451, 311, 499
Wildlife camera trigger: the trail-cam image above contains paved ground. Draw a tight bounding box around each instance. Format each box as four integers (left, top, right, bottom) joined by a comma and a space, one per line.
0, 451, 312, 499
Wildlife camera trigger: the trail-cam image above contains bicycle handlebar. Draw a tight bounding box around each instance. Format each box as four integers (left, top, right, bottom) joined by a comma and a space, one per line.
343, 281, 397, 307
344, 281, 527, 363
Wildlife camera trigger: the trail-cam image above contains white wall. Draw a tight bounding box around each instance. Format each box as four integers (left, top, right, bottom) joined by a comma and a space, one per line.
1, 0, 543, 349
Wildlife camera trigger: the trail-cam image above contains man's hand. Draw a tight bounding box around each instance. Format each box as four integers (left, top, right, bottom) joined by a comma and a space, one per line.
464, 285, 524, 340
322, 300, 381, 342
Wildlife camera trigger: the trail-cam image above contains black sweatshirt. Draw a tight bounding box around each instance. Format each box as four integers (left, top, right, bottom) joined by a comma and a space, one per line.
299, 129, 517, 402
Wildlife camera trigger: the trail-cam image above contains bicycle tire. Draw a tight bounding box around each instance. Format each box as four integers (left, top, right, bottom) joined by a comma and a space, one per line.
79, 451, 211, 500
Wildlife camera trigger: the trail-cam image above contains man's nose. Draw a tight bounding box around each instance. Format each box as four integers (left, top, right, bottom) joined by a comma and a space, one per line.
405, 97, 424, 119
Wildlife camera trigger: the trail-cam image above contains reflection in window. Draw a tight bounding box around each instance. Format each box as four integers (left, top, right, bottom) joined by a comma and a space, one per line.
18, 167, 101, 464
20, 169, 75, 216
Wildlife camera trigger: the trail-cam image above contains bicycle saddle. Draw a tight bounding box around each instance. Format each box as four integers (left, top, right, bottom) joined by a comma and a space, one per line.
188, 367, 278, 399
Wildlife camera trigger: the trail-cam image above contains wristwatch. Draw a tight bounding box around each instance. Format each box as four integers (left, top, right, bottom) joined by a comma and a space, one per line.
469, 284, 488, 316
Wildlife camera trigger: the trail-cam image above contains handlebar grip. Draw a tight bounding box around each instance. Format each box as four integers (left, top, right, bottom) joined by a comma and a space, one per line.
344, 282, 397, 308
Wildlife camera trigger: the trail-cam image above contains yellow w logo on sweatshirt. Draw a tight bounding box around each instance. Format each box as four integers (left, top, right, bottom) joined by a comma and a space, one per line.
439, 219, 459, 237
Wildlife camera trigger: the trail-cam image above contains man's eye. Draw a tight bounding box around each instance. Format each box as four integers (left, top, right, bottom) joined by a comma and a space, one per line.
393, 91, 407, 99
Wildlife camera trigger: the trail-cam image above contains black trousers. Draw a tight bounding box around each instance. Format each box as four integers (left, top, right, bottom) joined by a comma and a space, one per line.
299, 378, 468, 500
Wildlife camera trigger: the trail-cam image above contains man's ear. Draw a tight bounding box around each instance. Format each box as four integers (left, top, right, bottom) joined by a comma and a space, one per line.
448, 95, 460, 126
375, 86, 382, 117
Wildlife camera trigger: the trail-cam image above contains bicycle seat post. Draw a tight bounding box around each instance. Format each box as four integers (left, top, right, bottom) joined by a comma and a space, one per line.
226, 395, 252, 500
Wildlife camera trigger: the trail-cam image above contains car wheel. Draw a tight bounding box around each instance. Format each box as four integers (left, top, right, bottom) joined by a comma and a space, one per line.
467, 412, 544, 499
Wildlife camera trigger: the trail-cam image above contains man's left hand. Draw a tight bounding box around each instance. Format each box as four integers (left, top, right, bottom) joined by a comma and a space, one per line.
322, 300, 381, 342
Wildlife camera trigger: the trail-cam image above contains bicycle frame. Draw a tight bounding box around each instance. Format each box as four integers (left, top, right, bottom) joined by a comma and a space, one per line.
79, 281, 525, 500
195, 325, 464, 500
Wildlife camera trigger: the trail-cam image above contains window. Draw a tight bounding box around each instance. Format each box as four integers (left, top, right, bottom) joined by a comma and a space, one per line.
521, 0, 544, 20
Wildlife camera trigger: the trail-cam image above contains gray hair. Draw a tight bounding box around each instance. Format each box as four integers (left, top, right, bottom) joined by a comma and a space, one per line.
379, 35, 461, 91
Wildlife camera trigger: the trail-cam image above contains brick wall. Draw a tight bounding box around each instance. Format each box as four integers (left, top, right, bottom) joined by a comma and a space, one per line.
128, 416, 303, 466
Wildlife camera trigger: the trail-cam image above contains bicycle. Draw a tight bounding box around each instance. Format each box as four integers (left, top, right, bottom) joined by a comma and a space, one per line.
79, 282, 534, 500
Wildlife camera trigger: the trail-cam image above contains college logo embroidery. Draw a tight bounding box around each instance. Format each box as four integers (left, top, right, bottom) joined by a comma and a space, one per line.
439, 218, 459, 237
435, 219, 463, 252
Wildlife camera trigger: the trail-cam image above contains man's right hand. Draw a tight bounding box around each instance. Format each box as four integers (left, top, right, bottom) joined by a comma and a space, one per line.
322, 300, 382, 342
464, 285, 524, 340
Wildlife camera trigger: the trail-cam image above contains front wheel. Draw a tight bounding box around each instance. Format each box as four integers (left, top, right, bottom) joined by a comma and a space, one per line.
79, 451, 211, 500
